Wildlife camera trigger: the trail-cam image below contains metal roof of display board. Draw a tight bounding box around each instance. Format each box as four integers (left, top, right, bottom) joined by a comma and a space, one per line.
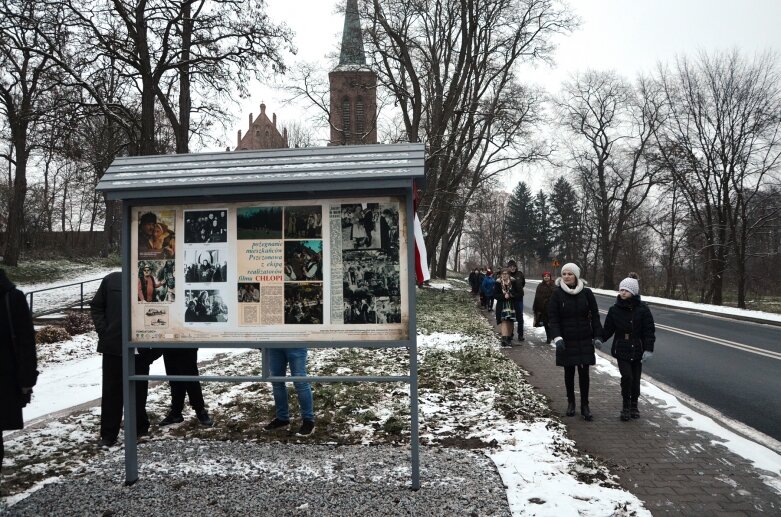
97, 143, 425, 200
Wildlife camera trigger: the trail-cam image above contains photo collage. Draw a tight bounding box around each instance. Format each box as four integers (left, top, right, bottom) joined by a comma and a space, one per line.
182, 210, 229, 323
236, 205, 324, 325
340, 203, 401, 324
137, 210, 177, 329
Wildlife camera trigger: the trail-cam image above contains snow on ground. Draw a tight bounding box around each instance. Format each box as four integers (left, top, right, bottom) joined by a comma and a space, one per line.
17, 266, 120, 315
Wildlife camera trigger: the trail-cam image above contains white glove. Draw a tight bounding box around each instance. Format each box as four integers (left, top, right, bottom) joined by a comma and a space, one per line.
642, 351, 653, 362
593, 338, 603, 350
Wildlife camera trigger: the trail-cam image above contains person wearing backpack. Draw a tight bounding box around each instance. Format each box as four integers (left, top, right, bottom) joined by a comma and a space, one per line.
602, 274, 656, 420
0, 269, 38, 472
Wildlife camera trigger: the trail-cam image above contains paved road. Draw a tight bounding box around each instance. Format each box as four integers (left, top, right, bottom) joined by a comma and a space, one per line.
522, 283, 781, 443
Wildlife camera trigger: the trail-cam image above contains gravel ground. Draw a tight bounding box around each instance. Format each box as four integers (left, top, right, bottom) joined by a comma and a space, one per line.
3, 442, 511, 516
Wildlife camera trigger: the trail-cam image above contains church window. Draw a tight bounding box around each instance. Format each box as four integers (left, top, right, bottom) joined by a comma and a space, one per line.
342, 98, 351, 141
356, 98, 365, 136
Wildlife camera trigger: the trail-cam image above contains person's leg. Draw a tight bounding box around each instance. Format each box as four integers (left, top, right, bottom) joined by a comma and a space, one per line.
578, 365, 590, 406
268, 348, 290, 422
163, 350, 186, 414
631, 361, 643, 418
181, 348, 205, 412
564, 365, 576, 416
617, 359, 633, 420
100, 354, 123, 442
287, 348, 314, 422
134, 351, 153, 433
514, 299, 524, 340
543, 323, 552, 343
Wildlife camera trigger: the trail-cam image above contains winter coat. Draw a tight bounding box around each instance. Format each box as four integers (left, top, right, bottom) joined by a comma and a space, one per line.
480, 275, 496, 297
468, 271, 479, 291
532, 280, 555, 324
493, 277, 519, 323
90, 271, 123, 356
548, 278, 602, 367
509, 269, 526, 298
602, 294, 655, 362
0, 269, 38, 431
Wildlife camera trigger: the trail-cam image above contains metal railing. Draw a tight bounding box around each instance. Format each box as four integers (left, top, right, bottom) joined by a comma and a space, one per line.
26, 277, 104, 317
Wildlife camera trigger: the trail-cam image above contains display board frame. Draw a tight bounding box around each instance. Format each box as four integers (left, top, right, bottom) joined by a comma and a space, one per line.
96, 144, 425, 489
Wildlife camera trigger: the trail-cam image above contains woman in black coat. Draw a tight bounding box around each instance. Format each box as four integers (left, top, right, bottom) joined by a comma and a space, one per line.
602, 275, 655, 420
548, 263, 602, 421
0, 269, 38, 472
532, 271, 555, 343
493, 268, 518, 347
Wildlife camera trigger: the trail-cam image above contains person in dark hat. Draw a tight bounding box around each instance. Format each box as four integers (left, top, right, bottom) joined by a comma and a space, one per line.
138, 212, 158, 254
507, 259, 526, 342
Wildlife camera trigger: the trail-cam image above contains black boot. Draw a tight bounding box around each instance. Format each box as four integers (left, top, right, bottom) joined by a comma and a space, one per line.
630, 399, 640, 419
566, 399, 576, 417
620, 399, 631, 421
581, 404, 593, 421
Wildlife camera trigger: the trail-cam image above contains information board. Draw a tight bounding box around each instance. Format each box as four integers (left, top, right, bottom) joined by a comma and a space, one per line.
131, 196, 408, 342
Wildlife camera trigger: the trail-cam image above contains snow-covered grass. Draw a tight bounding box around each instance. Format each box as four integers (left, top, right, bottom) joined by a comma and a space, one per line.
2, 283, 649, 515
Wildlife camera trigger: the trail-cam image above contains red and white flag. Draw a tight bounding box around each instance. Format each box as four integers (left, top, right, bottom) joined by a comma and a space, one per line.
413, 182, 430, 284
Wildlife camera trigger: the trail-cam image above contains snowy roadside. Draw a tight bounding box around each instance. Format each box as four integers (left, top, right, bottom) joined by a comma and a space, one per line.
17, 266, 120, 316
3, 284, 651, 515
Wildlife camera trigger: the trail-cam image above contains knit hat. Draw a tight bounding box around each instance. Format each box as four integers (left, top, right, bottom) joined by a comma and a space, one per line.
619, 277, 639, 296
507, 259, 517, 267
560, 262, 580, 279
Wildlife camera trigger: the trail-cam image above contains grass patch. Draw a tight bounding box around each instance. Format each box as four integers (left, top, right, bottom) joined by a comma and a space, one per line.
4, 256, 121, 284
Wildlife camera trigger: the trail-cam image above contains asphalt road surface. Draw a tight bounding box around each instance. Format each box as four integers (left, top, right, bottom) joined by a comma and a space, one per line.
522, 283, 781, 443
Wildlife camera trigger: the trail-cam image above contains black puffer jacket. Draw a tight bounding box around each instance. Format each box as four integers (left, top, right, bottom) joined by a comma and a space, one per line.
90, 271, 123, 356
0, 269, 38, 431
548, 278, 602, 367
532, 280, 555, 324
602, 294, 655, 362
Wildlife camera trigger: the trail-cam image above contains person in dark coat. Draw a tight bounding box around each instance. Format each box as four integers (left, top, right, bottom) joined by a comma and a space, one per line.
480, 269, 495, 311
532, 271, 555, 343
548, 263, 602, 421
507, 260, 526, 341
91, 271, 160, 447
0, 269, 38, 471
493, 268, 518, 347
468, 268, 480, 295
602, 275, 655, 420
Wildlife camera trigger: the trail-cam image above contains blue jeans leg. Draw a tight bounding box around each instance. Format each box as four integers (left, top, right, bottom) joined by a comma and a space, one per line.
268, 348, 314, 422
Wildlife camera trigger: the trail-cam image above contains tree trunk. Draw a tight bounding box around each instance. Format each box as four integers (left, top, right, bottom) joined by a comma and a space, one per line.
177, 0, 192, 154
2, 147, 27, 267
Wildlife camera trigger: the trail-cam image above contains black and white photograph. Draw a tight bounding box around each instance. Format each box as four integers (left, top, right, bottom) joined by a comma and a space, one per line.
285, 205, 322, 239
341, 203, 382, 250
184, 249, 228, 282
184, 209, 228, 243
184, 289, 228, 323
283, 240, 323, 281
137, 260, 175, 303
343, 249, 400, 299
237, 282, 260, 303
144, 306, 169, 328
237, 206, 283, 239
343, 295, 401, 324
378, 204, 400, 253
284, 283, 323, 324
137, 209, 176, 260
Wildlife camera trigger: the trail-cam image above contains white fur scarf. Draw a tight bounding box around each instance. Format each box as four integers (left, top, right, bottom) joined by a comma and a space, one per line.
556, 276, 584, 295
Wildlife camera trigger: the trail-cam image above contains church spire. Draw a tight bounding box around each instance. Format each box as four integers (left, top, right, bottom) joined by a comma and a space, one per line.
339, 0, 366, 66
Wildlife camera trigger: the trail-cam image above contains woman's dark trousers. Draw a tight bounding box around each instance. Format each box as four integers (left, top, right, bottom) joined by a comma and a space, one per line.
617, 359, 642, 407
564, 365, 590, 405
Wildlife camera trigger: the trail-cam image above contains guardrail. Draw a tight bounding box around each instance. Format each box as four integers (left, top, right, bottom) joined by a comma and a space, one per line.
26, 277, 104, 317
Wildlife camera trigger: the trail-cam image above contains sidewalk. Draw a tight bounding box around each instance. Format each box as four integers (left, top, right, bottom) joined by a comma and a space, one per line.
487, 311, 781, 515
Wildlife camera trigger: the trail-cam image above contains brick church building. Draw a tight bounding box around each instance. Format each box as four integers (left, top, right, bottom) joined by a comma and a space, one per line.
235, 0, 377, 150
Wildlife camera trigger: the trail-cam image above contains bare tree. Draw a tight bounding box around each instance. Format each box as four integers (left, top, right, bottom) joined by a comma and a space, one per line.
0, 0, 67, 265
365, 0, 575, 277
556, 70, 664, 288
654, 50, 781, 306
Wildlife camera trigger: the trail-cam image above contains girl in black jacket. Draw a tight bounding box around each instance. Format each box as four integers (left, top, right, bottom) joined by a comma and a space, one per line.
602, 275, 655, 420
548, 263, 602, 421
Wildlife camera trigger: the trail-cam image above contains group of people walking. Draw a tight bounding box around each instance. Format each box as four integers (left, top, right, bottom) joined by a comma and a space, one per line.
473, 260, 656, 422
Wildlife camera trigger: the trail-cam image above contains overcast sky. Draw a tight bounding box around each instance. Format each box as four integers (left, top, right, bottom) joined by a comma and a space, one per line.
215, 0, 781, 188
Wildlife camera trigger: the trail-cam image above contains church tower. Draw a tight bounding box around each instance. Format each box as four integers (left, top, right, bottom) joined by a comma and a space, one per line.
329, 0, 377, 145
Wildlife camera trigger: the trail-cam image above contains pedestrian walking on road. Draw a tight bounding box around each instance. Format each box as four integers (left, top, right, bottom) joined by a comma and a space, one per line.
480, 269, 495, 311
468, 268, 480, 295
548, 263, 602, 421
91, 271, 159, 446
602, 274, 655, 420
507, 260, 526, 341
532, 271, 555, 343
1, 269, 37, 472
494, 268, 519, 347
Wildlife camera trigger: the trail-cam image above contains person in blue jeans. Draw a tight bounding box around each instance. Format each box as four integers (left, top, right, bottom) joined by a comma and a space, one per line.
264, 348, 315, 435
